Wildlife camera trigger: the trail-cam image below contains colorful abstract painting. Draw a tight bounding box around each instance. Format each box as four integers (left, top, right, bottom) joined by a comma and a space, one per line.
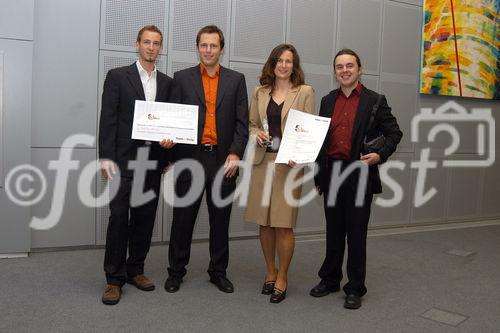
420, 0, 499, 100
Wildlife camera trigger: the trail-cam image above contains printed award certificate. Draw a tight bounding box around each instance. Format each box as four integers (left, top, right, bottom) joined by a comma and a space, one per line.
275, 109, 331, 164
131, 100, 198, 144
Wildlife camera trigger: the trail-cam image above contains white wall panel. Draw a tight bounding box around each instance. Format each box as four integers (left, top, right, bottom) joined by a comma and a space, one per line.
447, 163, 481, 220
31, 148, 96, 248
169, 58, 199, 76
410, 152, 447, 223
231, 0, 286, 63
305, 71, 333, 114
31, 0, 100, 148
287, 0, 336, 66
296, 181, 326, 233
338, 0, 382, 74
230, 62, 262, 105
380, 79, 417, 152
388, 0, 422, 6
100, 0, 168, 53
0, 39, 33, 254
479, 149, 500, 218
371, 153, 412, 226
170, 0, 230, 53
0, 0, 34, 40
381, 1, 421, 77
360, 74, 380, 93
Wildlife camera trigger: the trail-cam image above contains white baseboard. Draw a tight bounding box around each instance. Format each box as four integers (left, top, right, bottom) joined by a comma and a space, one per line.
0, 253, 29, 259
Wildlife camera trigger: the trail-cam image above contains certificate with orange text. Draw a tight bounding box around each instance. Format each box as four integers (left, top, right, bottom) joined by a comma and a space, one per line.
131, 100, 198, 144
275, 109, 330, 164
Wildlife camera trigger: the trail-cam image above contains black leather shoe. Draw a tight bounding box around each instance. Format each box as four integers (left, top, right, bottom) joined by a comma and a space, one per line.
309, 281, 340, 297
210, 276, 234, 293
164, 276, 182, 293
261, 281, 275, 295
344, 294, 362, 309
269, 287, 287, 303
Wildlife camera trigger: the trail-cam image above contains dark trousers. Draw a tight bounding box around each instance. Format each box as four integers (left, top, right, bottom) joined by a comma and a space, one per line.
104, 171, 161, 286
319, 160, 373, 297
168, 150, 236, 278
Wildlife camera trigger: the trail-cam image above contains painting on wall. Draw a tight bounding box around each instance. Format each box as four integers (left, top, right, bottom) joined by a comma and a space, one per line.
420, 0, 499, 100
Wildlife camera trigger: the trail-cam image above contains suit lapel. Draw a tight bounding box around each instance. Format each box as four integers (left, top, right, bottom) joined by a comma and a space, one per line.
323, 90, 338, 118
215, 66, 226, 109
190, 66, 206, 142
322, 90, 338, 150
258, 87, 272, 125
351, 87, 371, 142
155, 73, 165, 102
126, 63, 145, 100
281, 86, 300, 125
191, 65, 206, 105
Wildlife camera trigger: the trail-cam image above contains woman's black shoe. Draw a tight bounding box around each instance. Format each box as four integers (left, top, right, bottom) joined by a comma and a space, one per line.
270, 287, 287, 303
261, 281, 275, 295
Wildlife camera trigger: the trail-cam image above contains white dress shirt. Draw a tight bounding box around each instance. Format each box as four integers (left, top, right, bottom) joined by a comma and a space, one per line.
136, 60, 157, 102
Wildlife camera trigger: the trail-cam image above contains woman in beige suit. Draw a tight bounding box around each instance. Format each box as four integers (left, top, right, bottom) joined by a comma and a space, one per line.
245, 44, 315, 303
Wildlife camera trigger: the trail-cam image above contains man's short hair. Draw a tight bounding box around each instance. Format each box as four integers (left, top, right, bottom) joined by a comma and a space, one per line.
137, 25, 163, 45
333, 48, 362, 67
196, 25, 225, 50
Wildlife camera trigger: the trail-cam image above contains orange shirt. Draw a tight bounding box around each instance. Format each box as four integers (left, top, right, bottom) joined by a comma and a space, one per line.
200, 63, 219, 144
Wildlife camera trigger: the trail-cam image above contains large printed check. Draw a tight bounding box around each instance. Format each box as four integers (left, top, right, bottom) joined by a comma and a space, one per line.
131, 100, 198, 144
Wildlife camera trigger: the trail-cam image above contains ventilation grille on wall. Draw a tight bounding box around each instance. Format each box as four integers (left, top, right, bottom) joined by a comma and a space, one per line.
231, 0, 286, 62
102, 0, 167, 53
170, 0, 228, 53
287, 0, 335, 66
171, 61, 197, 75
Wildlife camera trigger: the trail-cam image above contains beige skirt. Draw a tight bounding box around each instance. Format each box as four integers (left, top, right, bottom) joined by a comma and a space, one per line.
245, 152, 304, 228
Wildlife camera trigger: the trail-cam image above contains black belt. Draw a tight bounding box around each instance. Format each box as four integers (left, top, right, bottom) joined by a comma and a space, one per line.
201, 144, 217, 151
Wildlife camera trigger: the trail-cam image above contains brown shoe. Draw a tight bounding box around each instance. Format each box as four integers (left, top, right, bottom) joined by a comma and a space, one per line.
102, 284, 122, 305
127, 274, 155, 291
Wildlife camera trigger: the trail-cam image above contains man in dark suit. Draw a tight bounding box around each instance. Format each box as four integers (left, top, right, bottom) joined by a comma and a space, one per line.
99, 25, 174, 305
311, 49, 402, 309
162, 25, 248, 294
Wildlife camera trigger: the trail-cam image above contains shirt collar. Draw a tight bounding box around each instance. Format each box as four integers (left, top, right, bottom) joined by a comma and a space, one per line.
353, 81, 363, 95
339, 81, 363, 98
136, 60, 157, 78
200, 63, 220, 77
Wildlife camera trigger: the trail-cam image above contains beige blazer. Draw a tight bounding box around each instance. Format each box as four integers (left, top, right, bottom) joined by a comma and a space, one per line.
248, 84, 315, 164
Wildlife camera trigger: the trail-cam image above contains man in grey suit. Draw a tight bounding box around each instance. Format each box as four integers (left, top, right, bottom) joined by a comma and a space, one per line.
162, 25, 248, 293
99, 25, 174, 305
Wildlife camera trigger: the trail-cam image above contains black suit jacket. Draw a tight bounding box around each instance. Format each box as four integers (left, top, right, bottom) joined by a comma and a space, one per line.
98, 63, 173, 176
169, 64, 248, 180
315, 86, 402, 194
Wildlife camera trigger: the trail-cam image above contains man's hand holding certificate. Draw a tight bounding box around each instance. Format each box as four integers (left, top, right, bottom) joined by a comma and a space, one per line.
131, 100, 198, 144
275, 109, 331, 164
